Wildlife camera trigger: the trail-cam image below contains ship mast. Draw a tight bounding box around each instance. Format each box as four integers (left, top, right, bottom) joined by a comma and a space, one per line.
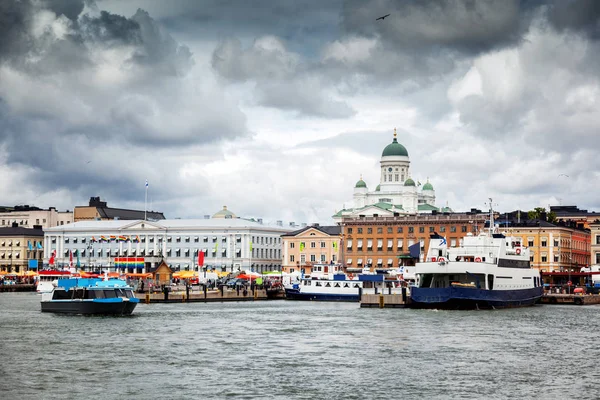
488, 197, 494, 236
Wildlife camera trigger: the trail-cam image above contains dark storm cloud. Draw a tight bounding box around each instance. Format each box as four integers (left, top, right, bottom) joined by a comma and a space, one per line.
0, 0, 32, 60
80, 10, 142, 45
341, 0, 526, 54
547, 0, 600, 39
43, 0, 86, 21
212, 36, 355, 118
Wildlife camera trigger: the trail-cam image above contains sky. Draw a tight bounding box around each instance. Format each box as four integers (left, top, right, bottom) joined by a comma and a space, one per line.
1, 0, 599, 225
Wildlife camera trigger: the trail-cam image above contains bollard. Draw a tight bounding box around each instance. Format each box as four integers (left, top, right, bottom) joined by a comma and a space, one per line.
203, 285, 207, 302
379, 293, 384, 308
186, 285, 190, 303
401, 287, 407, 304
220, 285, 224, 297
145, 293, 150, 304
388, 286, 392, 295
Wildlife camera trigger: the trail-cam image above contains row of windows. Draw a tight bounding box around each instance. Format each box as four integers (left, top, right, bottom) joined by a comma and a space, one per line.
54, 235, 281, 246
289, 241, 331, 248
289, 254, 337, 263
0, 219, 68, 226
347, 226, 470, 234
53, 248, 282, 259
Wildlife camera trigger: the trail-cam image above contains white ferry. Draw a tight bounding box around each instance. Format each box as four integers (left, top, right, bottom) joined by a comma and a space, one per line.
410, 200, 544, 309
284, 264, 406, 302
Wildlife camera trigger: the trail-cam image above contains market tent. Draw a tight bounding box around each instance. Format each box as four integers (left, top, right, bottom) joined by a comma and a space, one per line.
237, 274, 258, 280
125, 273, 152, 278
173, 271, 197, 279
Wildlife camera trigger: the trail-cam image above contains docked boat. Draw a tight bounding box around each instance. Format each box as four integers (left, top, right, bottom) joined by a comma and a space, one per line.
40, 277, 140, 315
410, 201, 544, 309
36, 270, 73, 293
284, 264, 406, 301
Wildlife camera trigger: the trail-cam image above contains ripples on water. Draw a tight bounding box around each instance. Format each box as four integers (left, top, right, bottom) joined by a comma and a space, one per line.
1, 293, 598, 399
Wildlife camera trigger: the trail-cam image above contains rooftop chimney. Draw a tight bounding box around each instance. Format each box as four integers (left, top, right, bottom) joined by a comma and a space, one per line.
289, 222, 295, 227
276, 220, 283, 226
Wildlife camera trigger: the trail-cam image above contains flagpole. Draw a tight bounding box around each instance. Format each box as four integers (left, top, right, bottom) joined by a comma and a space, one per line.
144, 180, 148, 221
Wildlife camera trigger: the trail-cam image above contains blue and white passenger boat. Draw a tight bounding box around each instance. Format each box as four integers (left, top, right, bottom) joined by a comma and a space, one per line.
40, 277, 140, 315
410, 200, 544, 309
284, 264, 406, 302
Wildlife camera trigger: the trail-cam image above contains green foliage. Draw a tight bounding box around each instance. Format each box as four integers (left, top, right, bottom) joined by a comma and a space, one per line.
527, 207, 556, 222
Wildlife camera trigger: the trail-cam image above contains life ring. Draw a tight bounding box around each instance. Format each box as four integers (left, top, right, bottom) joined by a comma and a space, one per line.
431, 257, 437, 262
438, 257, 445, 263
516, 248, 521, 255
475, 257, 482, 262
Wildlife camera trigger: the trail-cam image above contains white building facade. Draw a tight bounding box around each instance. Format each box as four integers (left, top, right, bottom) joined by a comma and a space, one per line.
44, 217, 292, 273
334, 130, 443, 221
0, 207, 73, 229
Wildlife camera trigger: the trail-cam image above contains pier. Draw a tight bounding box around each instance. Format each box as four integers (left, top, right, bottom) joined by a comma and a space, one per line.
135, 285, 268, 303
360, 289, 411, 308
540, 293, 600, 306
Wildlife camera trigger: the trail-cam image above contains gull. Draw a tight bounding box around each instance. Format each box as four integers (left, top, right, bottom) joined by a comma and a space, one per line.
376, 14, 390, 21
558, 174, 569, 177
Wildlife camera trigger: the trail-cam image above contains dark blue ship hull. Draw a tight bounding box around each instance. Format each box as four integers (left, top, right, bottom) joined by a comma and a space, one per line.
41, 298, 139, 315
284, 288, 359, 302
410, 286, 544, 309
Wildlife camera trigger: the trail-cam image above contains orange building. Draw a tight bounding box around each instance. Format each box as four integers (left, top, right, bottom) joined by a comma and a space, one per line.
341, 212, 488, 271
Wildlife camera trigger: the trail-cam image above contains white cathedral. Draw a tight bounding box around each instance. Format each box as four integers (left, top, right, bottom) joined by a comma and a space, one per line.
333, 130, 450, 221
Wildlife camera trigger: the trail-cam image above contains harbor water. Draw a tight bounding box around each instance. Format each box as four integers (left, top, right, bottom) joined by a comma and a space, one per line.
1, 293, 598, 399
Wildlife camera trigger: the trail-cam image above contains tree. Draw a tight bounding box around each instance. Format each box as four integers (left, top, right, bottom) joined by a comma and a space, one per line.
528, 207, 546, 220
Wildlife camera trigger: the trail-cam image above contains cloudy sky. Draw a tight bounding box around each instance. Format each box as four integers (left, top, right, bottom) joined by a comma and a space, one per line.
1, 0, 599, 224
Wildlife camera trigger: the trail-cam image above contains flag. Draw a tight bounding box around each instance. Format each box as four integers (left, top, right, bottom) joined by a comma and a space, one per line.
214, 242, 218, 252
249, 241, 253, 252
36, 242, 43, 250
28, 241, 33, 251
409, 242, 420, 258
333, 241, 338, 251
49, 250, 56, 266
145, 180, 149, 188
417, 180, 422, 186
300, 242, 305, 252
76, 250, 80, 269
91, 236, 97, 243
69, 250, 73, 268
198, 251, 204, 267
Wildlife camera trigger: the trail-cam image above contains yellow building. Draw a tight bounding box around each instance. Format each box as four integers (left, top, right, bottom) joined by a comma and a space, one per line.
0, 223, 45, 274
590, 221, 600, 265
508, 222, 590, 272
74, 196, 165, 221
281, 225, 341, 275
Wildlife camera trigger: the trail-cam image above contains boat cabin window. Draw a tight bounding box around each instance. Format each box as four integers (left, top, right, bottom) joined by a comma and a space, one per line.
103, 290, 117, 298
344, 283, 349, 288
315, 282, 322, 287
52, 289, 72, 300
325, 283, 331, 287
334, 283, 340, 288
438, 249, 443, 257
353, 283, 360, 288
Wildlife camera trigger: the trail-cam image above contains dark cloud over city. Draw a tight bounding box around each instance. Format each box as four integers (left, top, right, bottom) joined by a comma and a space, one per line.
0, 0, 599, 222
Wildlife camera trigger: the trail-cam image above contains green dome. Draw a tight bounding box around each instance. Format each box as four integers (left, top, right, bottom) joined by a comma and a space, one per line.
375, 184, 380, 191
382, 137, 409, 157
422, 182, 434, 191
404, 178, 415, 187
355, 179, 367, 188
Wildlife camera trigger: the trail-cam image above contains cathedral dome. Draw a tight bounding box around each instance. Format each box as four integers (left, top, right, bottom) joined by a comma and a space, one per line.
404, 178, 416, 187
355, 178, 367, 188
375, 184, 380, 191
422, 181, 434, 191
382, 131, 408, 157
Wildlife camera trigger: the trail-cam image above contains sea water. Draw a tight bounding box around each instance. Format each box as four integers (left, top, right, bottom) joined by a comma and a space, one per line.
0, 293, 598, 399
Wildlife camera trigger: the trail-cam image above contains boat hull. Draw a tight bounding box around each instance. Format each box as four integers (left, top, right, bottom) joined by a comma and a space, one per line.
41, 299, 139, 315
410, 286, 544, 310
284, 288, 359, 302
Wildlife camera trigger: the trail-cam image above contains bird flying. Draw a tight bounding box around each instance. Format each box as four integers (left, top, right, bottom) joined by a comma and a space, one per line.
376, 14, 390, 21
558, 174, 569, 177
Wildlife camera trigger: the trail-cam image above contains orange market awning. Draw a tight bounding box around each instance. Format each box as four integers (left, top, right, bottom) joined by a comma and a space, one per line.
173, 271, 197, 279
125, 273, 152, 278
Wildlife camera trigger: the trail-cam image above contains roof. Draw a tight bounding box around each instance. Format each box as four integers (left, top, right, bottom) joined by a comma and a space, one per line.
96, 207, 165, 220
404, 178, 416, 186
282, 225, 341, 237
418, 204, 439, 211
0, 226, 44, 237
355, 179, 367, 188
382, 137, 409, 157
422, 181, 434, 191
45, 218, 292, 232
